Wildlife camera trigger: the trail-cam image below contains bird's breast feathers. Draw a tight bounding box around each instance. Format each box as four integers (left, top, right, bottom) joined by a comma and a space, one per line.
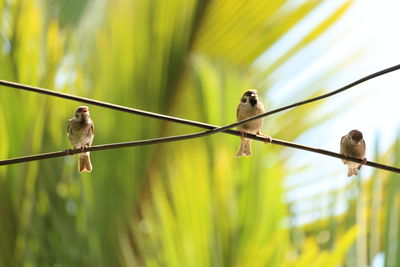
68, 119, 94, 147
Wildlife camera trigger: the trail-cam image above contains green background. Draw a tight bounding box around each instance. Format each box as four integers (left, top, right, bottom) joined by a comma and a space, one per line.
0, 0, 399, 266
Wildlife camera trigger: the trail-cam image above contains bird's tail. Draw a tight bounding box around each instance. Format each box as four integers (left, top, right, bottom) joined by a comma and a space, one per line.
78, 152, 92, 173
347, 167, 359, 177
236, 138, 252, 158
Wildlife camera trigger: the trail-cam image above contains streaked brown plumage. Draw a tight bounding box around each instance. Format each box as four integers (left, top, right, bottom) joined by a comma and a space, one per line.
67, 106, 94, 173
236, 89, 266, 157
340, 129, 366, 177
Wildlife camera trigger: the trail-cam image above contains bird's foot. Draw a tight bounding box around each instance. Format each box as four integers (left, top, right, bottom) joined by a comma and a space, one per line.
257, 132, 272, 143
342, 154, 349, 164
358, 158, 367, 170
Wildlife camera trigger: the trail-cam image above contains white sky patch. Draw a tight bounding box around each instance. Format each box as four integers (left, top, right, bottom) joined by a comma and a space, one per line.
256, 0, 400, 225
254, 0, 348, 71
55, 54, 77, 91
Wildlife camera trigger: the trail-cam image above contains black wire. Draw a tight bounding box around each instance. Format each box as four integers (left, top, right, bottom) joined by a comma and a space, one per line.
0, 80, 219, 129
1, 64, 400, 173
0, 132, 398, 174
1, 63, 399, 133
205, 63, 400, 134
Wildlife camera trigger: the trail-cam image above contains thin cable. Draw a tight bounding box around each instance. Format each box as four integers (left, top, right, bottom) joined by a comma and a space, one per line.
0, 64, 399, 172
206, 63, 400, 134
0, 80, 219, 129
1, 63, 399, 133
0, 131, 398, 174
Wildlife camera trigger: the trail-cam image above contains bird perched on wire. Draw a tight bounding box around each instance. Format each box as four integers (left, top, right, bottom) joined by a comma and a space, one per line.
340, 129, 366, 177
68, 106, 94, 173
236, 89, 271, 157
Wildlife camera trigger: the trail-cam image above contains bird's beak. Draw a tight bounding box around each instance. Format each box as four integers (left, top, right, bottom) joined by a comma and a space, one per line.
81, 108, 88, 113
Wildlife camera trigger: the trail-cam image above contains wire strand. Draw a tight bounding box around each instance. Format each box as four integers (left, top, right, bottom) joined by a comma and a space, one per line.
0, 131, 398, 174
0, 64, 400, 173
206, 63, 400, 134
1, 63, 399, 133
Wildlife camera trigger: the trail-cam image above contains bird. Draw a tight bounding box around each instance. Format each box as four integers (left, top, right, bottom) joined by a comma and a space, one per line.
236, 89, 271, 157
67, 106, 94, 173
340, 129, 366, 177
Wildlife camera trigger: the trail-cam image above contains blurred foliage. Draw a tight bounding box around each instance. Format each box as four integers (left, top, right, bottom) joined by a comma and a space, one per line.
0, 0, 397, 266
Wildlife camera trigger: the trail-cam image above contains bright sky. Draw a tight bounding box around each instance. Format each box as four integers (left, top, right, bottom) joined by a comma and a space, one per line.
255, 0, 400, 235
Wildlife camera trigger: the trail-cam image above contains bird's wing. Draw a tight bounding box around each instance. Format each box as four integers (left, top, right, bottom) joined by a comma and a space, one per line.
340, 135, 347, 164
90, 120, 94, 135
87, 120, 94, 146
67, 119, 72, 134
340, 136, 345, 154
361, 139, 366, 156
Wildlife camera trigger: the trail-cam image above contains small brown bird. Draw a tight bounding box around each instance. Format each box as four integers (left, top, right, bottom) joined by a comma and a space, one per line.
236, 89, 271, 157
67, 106, 94, 173
340, 129, 366, 177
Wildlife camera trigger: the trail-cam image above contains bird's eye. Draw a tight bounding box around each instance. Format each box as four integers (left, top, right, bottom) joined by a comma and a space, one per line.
241, 98, 247, 103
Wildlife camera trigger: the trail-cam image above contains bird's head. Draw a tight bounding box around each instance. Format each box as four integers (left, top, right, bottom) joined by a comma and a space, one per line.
349, 129, 363, 145
241, 89, 259, 107
75, 106, 90, 120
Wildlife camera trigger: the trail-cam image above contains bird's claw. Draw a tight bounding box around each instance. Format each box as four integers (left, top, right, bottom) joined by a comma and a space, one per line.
361, 158, 367, 165
358, 158, 367, 170
341, 154, 349, 164
352, 158, 367, 171
257, 132, 272, 143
